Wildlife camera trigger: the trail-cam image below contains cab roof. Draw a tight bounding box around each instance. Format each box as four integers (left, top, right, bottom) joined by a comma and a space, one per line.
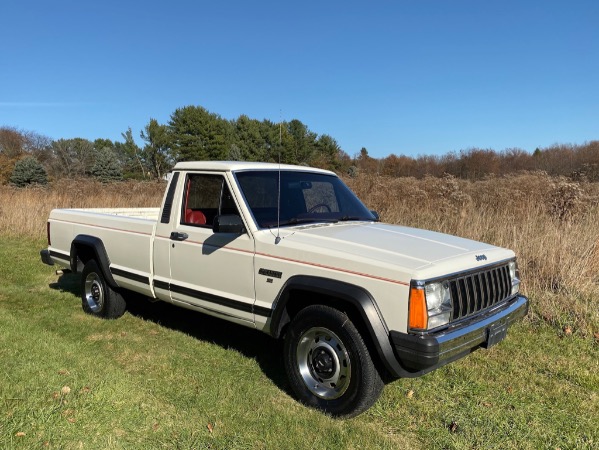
173, 161, 335, 175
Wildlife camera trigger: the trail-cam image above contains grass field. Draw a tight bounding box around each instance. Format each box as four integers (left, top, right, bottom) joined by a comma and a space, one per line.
0, 238, 597, 449
0, 174, 598, 448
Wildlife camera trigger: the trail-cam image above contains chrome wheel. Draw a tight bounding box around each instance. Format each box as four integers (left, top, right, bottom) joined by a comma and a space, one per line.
296, 327, 351, 400
84, 272, 104, 313
284, 305, 384, 417
80, 260, 126, 319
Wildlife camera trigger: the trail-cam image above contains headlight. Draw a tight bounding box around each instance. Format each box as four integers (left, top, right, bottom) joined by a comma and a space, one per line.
425, 281, 451, 310
508, 260, 521, 295
410, 281, 453, 331
425, 281, 452, 329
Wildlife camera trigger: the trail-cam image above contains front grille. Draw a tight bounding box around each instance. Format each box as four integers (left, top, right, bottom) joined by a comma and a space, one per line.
449, 264, 512, 321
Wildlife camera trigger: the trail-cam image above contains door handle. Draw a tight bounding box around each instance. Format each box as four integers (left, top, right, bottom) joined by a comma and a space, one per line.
170, 232, 189, 241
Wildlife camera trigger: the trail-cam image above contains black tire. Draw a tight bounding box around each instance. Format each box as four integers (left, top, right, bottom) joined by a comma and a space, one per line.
284, 305, 384, 418
81, 260, 126, 319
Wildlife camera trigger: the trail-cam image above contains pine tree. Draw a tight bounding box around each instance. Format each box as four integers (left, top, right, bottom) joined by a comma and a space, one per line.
91, 147, 123, 182
9, 156, 48, 187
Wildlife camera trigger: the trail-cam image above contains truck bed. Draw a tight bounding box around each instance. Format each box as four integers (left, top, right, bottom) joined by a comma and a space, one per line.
47, 207, 159, 296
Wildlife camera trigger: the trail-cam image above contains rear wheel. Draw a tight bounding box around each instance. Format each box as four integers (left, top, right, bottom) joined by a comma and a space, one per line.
81, 260, 126, 319
284, 305, 383, 418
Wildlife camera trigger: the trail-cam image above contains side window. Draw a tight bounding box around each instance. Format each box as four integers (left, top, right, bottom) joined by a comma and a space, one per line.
181, 174, 239, 227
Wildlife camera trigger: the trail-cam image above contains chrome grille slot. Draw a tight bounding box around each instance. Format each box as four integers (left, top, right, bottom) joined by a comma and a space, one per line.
449, 264, 512, 321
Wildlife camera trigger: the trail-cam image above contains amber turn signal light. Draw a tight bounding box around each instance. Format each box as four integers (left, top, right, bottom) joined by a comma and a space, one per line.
409, 286, 428, 330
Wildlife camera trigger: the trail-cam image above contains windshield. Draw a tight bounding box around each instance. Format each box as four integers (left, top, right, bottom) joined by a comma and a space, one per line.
235, 170, 376, 228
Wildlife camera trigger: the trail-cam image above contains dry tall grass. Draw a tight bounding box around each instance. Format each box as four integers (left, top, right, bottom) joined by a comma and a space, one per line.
347, 172, 599, 337
1, 173, 597, 337
0, 179, 166, 238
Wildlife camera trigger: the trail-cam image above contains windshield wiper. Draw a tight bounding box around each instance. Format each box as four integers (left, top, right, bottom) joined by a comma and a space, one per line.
339, 216, 365, 221
275, 217, 339, 227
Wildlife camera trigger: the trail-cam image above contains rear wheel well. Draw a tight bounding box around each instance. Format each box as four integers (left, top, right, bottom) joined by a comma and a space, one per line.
73, 244, 95, 267
70, 237, 117, 288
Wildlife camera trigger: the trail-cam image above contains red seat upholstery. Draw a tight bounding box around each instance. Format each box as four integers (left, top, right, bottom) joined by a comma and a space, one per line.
185, 209, 206, 225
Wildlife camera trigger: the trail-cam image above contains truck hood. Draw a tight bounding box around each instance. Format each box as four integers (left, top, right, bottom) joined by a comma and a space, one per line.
274, 222, 514, 279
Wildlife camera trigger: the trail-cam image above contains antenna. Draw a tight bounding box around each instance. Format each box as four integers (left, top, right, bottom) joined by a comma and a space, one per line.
275, 116, 282, 244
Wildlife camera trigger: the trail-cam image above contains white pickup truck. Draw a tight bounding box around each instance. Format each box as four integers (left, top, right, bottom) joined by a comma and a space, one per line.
41, 161, 528, 417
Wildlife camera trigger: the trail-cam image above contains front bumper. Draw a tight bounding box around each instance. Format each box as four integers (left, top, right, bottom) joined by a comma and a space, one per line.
390, 294, 528, 373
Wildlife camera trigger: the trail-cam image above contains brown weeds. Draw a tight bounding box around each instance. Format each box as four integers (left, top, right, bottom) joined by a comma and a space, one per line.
2, 173, 597, 336
347, 172, 599, 337
0, 179, 165, 239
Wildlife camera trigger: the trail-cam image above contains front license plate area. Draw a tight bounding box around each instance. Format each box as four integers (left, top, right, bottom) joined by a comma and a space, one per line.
484, 322, 508, 348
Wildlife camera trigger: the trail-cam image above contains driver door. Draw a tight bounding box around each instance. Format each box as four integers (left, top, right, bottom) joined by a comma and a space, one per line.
168, 172, 255, 325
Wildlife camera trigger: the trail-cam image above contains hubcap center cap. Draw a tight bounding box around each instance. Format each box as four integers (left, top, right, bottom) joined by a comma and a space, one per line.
91, 284, 100, 300
312, 347, 336, 377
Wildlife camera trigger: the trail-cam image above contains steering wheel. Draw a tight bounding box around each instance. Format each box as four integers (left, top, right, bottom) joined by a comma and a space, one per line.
308, 203, 332, 213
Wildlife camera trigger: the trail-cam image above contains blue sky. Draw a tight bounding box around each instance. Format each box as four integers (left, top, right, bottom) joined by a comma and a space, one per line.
1, 0, 597, 159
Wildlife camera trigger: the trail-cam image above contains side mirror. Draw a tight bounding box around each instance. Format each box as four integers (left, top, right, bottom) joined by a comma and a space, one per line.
213, 214, 245, 234
370, 210, 380, 222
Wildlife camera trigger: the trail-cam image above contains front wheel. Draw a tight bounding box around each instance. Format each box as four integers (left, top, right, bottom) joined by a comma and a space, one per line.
81, 260, 126, 319
284, 305, 383, 418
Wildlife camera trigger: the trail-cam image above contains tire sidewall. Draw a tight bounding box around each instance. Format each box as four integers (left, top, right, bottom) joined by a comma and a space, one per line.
284, 305, 379, 417
81, 260, 125, 319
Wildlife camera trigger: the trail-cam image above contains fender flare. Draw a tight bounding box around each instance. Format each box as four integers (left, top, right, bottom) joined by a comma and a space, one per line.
70, 235, 118, 289
269, 275, 408, 378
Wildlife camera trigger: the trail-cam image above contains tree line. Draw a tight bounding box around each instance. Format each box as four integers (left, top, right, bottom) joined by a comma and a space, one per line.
1, 104, 598, 186
357, 143, 599, 181
0, 105, 346, 185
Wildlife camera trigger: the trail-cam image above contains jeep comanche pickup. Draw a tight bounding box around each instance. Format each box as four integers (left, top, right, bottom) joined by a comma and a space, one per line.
41, 161, 528, 417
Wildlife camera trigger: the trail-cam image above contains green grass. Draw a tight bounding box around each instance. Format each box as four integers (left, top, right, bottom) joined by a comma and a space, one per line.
1, 238, 597, 449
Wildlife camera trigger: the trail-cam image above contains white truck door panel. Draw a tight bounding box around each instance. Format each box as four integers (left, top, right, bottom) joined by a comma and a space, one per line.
167, 172, 255, 324
169, 228, 255, 322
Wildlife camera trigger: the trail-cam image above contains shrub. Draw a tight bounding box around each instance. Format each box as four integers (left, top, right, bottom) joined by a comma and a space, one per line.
0, 153, 20, 184
548, 177, 583, 222
9, 156, 48, 187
